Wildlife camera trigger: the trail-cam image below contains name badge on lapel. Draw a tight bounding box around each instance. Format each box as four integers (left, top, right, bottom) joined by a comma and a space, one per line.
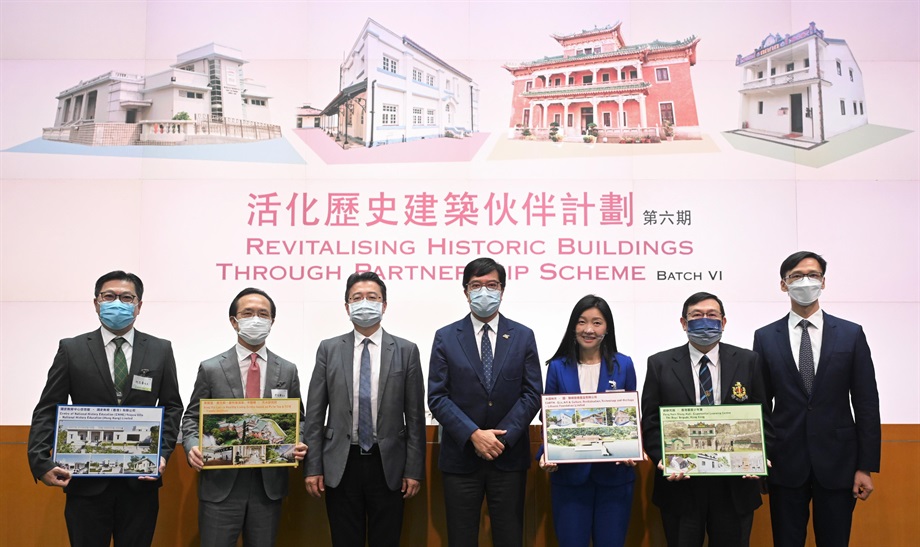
271, 389, 288, 398
132, 375, 153, 392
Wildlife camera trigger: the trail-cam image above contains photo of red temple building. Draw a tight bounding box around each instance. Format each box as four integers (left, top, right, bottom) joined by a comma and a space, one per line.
504, 23, 701, 140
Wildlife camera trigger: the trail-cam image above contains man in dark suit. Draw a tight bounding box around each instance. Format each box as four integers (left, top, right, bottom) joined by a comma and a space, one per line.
27, 270, 184, 547
304, 272, 425, 547
182, 287, 307, 547
428, 257, 543, 547
641, 292, 770, 547
753, 251, 880, 547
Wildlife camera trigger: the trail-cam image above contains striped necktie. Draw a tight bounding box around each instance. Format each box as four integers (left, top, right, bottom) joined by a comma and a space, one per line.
113, 337, 128, 404
699, 355, 714, 405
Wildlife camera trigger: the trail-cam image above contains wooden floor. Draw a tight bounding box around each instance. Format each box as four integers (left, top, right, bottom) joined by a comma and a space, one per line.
1, 425, 916, 546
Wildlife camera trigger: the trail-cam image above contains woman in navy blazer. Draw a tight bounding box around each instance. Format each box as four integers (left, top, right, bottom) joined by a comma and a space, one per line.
539, 295, 637, 547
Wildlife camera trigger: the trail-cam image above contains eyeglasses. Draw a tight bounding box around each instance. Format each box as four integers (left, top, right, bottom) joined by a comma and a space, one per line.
348, 294, 382, 303
687, 312, 723, 320
97, 291, 138, 304
784, 272, 824, 283
237, 310, 272, 320
466, 281, 502, 292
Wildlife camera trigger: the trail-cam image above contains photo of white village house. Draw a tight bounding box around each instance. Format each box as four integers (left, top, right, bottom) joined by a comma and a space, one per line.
734, 22, 867, 148
56, 421, 161, 456
43, 43, 281, 146
314, 18, 480, 148
64, 424, 154, 447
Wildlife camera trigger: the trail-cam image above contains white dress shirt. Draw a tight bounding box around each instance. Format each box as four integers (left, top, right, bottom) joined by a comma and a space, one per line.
100, 327, 135, 380
352, 328, 383, 441
470, 314, 499, 356
235, 343, 268, 396
788, 308, 824, 373
689, 343, 721, 405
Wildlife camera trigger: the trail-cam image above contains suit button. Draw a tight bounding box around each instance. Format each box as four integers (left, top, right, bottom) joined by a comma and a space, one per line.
807, 405, 812, 411
488, 401, 493, 407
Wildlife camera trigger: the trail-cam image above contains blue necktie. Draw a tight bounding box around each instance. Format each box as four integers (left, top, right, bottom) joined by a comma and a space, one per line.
358, 339, 373, 451
481, 324, 494, 389
798, 319, 815, 395
699, 355, 714, 405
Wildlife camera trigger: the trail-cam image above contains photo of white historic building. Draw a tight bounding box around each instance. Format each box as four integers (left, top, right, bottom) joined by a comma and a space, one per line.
317, 18, 479, 147
43, 43, 281, 146
734, 22, 867, 148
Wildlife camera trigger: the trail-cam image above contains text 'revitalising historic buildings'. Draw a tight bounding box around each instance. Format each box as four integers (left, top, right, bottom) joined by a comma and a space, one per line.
317, 18, 480, 148
735, 22, 867, 148
504, 23, 701, 141
43, 43, 281, 146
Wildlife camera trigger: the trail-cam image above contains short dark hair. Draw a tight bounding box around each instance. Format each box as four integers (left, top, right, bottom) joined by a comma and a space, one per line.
547, 295, 620, 374
681, 292, 725, 318
95, 271, 144, 301
780, 251, 827, 279
229, 288, 276, 318
345, 271, 387, 302
462, 257, 506, 289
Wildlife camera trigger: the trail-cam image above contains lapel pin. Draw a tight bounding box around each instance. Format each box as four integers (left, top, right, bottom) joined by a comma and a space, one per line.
502, 334, 510, 339
139, 369, 150, 377
276, 381, 286, 388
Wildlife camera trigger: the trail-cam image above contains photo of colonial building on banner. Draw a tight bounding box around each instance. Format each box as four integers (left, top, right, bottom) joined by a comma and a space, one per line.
43, 43, 281, 146
734, 22, 867, 149
317, 18, 480, 148
503, 23, 701, 141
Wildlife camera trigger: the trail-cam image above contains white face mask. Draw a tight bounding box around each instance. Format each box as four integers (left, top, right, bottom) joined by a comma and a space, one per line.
787, 277, 822, 306
235, 316, 272, 345
349, 299, 383, 328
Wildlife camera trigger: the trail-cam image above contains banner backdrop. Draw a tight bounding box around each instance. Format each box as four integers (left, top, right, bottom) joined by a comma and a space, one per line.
2, 1, 918, 426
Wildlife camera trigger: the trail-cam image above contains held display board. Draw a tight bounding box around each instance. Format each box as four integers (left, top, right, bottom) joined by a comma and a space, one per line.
659, 404, 768, 477
1, 2, 917, 431
542, 391, 645, 464
199, 398, 301, 470
52, 405, 164, 478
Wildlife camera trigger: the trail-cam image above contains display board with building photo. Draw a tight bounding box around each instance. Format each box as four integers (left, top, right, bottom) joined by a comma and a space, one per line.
199, 398, 300, 469
542, 391, 644, 464
659, 404, 767, 477
52, 405, 164, 478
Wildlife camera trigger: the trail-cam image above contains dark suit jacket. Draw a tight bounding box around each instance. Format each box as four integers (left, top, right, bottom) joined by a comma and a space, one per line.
428, 313, 543, 473
304, 329, 426, 491
27, 328, 184, 496
753, 312, 881, 490
542, 353, 637, 487
640, 343, 770, 514
181, 347, 303, 502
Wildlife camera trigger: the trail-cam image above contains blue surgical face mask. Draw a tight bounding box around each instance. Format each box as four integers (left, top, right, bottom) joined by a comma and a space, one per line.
99, 301, 136, 331
686, 318, 723, 347
469, 287, 501, 318
348, 299, 383, 328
